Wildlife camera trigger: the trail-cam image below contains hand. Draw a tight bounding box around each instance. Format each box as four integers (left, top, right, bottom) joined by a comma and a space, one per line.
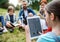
28, 13, 33, 17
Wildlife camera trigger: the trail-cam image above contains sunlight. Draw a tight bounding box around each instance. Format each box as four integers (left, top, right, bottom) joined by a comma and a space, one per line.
9, 0, 18, 7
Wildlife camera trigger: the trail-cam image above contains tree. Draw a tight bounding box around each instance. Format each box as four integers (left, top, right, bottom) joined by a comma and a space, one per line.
29, 1, 40, 11
0, 0, 9, 9
47, 0, 52, 2
27, 0, 52, 10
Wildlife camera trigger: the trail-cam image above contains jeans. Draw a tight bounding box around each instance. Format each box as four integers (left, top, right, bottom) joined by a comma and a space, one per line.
0, 16, 5, 27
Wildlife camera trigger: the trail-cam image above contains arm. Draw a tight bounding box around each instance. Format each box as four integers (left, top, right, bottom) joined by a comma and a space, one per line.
18, 10, 23, 20
18, 10, 23, 25
24, 25, 31, 42
5, 15, 10, 23
5, 14, 13, 27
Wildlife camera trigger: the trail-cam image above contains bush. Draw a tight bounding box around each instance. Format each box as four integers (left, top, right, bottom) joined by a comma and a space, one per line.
0, 0, 9, 9
48, 0, 52, 3
30, 1, 40, 11
15, 5, 20, 10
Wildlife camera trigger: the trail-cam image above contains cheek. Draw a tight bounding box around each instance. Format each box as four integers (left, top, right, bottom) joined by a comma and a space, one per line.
45, 15, 48, 22
45, 15, 50, 26
45, 11, 52, 27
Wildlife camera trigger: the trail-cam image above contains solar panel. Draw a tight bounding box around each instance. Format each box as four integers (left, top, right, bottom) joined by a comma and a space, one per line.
27, 16, 42, 39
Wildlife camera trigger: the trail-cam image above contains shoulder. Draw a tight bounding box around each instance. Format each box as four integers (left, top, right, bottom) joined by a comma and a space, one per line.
6, 13, 9, 16
37, 32, 55, 42
27, 8, 33, 10
19, 9, 23, 14
19, 9, 23, 12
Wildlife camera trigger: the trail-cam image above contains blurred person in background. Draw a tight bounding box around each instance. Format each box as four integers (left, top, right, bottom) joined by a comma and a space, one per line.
39, 0, 52, 34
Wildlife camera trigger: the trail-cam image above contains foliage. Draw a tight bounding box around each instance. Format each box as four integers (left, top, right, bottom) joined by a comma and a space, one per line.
48, 0, 52, 2
0, 0, 9, 9
30, 1, 40, 11
15, 5, 20, 10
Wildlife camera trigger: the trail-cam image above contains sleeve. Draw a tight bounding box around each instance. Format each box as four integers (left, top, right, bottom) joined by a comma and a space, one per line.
18, 10, 23, 21
29, 8, 36, 15
5, 14, 9, 22
5, 14, 10, 25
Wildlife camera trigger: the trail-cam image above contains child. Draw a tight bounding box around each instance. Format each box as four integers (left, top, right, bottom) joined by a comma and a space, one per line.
5, 6, 17, 32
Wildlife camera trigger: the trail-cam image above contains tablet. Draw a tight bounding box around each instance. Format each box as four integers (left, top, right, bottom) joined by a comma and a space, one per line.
27, 16, 42, 39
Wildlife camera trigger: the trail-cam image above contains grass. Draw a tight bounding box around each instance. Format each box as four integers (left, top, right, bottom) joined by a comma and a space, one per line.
0, 8, 26, 42
0, 28, 26, 42
0, 8, 37, 42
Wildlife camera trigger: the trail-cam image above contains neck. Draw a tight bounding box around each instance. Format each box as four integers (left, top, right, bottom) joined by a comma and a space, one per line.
23, 7, 27, 10
9, 14, 13, 15
52, 23, 60, 36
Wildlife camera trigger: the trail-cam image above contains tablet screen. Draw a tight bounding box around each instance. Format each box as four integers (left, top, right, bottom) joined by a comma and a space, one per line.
27, 16, 42, 39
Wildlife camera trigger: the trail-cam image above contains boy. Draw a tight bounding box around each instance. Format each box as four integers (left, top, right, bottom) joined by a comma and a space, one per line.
5, 6, 17, 32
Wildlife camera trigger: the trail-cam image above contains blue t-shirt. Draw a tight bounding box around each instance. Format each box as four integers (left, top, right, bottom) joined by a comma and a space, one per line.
37, 32, 60, 42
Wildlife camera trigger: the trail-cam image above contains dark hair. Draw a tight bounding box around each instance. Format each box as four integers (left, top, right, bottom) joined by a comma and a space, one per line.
23, 0, 26, 2
45, 0, 60, 20
8, 6, 15, 13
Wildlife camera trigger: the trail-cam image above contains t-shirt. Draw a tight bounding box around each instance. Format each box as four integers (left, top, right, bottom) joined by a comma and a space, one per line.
9, 15, 14, 23
24, 10, 28, 17
37, 32, 60, 42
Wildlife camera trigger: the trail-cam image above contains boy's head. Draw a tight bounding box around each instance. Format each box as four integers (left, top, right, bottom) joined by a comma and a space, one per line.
8, 6, 15, 15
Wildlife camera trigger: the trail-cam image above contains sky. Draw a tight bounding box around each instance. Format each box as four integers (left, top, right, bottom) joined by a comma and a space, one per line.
9, 0, 18, 7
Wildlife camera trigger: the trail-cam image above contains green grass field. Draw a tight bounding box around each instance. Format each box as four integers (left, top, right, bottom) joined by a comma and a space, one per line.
0, 28, 26, 42
0, 8, 26, 42
0, 8, 37, 42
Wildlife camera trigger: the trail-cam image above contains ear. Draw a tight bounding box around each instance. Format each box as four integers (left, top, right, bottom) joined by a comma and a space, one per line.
50, 13, 54, 21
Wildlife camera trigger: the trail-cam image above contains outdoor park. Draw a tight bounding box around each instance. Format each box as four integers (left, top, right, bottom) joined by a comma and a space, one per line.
0, 0, 53, 42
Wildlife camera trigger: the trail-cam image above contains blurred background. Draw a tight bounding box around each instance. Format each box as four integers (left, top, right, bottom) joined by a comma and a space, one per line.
0, 0, 52, 42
